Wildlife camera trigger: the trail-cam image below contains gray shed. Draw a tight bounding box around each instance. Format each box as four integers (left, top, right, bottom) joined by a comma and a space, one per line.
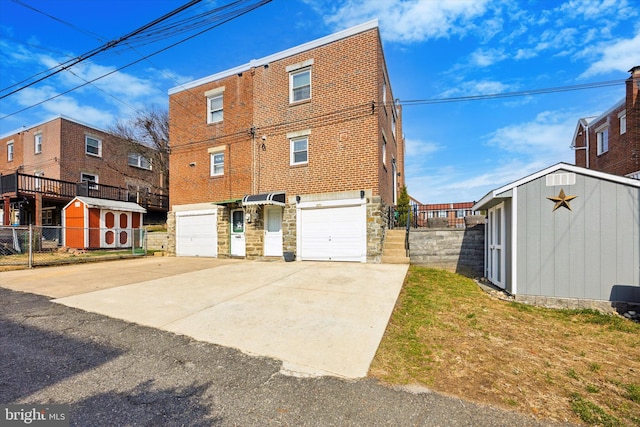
473, 163, 640, 307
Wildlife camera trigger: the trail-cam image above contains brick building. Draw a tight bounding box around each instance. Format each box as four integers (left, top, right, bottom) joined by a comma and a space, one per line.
572, 66, 640, 179
0, 116, 168, 226
168, 20, 405, 262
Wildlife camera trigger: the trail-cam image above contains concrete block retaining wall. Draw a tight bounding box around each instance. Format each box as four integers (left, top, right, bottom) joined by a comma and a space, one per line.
409, 226, 484, 277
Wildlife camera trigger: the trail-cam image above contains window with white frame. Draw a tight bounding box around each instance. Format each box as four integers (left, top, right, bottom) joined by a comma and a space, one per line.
34, 133, 42, 154
290, 136, 308, 165
290, 68, 311, 103
392, 111, 397, 139
456, 209, 465, 218
85, 135, 102, 157
7, 140, 13, 161
81, 172, 98, 189
34, 171, 44, 190
382, 74, 387, 107
208, 94, 223, 123
128, 153, 152, 170
382, 134, 387, 166
438, 210, 447, 218
619, 110, 627, 135
210, 152, 224, 176
596, 126, 609, 155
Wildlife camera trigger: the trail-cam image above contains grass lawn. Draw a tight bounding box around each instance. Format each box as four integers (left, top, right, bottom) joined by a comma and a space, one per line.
371, 266, 640, 426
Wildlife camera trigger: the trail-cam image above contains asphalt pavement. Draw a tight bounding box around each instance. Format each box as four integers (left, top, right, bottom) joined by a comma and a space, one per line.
0, 285, 575, 426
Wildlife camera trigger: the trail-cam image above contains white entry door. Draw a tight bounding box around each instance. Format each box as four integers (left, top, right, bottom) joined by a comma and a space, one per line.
230, 209, 246, 257
487, 203, 505, 289
264, 206, 283, 257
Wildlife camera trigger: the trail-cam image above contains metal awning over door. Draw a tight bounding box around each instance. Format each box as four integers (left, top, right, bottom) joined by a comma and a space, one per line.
242, 192, 286, 207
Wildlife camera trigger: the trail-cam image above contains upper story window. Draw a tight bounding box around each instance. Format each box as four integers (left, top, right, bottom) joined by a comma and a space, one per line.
34, 133, 42, 154
382, 133, 387, 167
208, 94, 223, 123
7, 140, 13, 161
210, 152, 224, 176
619, 110, 627, 135
81, 172, 98, 189
290, 136, 308, 165
128, 153, 152, 170
205, 87, 225, 124
290, 68, 311, 103
382, 74, 387, 107
85, 135, 102, 157
596, 125, 609, 155
392, 111, 397, 139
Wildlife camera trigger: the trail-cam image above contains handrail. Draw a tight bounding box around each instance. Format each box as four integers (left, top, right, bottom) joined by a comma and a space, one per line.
0, 172, 168, 210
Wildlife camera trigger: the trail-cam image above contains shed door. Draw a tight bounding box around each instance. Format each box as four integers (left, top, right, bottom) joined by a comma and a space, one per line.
176, 210, 218, 257
488, 203, 505, 289
298, 203, 366, 262
100, 210, 131, 249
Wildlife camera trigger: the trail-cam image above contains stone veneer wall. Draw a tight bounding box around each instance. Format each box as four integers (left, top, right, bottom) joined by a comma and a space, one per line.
367, 195, 386, 263
217, 206, 230, 258
146, 232, 169, 251
166, 211, 176, 255
409, 226, 484, 277
244, 205, 265, 259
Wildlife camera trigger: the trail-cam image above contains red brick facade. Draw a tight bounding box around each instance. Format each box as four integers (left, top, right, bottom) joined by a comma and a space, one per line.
168, 21, 404, 261
169, 22, 404, 208
573, 66, 640, 179
0, 116, 164, 225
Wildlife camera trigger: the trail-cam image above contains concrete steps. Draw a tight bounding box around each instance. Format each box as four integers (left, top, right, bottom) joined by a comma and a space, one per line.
381, 229, 410, 264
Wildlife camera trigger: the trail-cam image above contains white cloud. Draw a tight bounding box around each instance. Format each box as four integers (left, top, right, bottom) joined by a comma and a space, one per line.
580, 30, 640, 77
470, 48, 507, 67
405, 137, 439, 158
439, 80, 515, 98
485, 111, 576, 163
321, 0, 491, 43
14, 86, 113, 127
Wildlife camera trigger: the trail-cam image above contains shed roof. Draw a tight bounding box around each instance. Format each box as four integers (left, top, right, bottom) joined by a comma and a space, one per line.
66, 196, 147, 213
473, 162, 640, 211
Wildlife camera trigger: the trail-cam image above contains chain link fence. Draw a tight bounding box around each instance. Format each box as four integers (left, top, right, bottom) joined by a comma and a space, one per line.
0, 225, 147, 268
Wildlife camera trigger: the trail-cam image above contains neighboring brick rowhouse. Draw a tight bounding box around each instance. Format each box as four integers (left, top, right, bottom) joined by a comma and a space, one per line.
1, 116, 166, 226
574, 66, 640, 177
167, 20, 405, 261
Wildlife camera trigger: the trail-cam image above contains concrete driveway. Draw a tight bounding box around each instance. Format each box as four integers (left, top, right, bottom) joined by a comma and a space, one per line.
0, 257, 408, 378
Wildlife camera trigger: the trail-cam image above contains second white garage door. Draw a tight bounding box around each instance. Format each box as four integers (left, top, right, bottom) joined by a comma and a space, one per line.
175, 209, 218, 257
297, 201, 366, 262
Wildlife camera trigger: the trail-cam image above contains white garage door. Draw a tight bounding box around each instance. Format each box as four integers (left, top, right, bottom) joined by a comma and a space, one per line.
298, 202, 366, 262
176, 210, 217, 257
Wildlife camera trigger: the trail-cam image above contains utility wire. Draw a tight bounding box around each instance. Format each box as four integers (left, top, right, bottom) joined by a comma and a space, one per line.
0, 0, 205, 99
395, 79, 626, 105
0, 0, 272, 120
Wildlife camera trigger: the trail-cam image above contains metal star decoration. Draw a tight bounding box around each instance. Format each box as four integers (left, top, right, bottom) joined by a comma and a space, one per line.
547, 188, 577, 211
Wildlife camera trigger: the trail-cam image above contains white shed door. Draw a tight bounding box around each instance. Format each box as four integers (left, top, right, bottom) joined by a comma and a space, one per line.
176, 210, 217, 257
299, 204, 366, 262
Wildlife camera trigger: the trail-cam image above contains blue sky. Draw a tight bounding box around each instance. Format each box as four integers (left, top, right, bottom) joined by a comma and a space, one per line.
1, 0, 639, 204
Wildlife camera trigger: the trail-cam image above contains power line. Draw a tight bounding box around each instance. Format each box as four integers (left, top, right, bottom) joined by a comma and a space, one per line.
0, 0, 273, 121
0, 0, 206, 99
395, 79, 626, 105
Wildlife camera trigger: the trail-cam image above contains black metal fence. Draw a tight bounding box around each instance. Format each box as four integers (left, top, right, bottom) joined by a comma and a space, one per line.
388, 205, 483, 229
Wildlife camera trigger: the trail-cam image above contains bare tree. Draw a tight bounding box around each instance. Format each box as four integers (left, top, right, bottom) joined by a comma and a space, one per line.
107, 106, 170, 193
